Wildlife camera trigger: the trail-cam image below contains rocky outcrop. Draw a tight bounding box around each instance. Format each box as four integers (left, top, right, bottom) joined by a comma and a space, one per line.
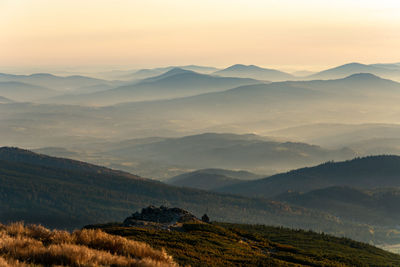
123, 206, 200, 229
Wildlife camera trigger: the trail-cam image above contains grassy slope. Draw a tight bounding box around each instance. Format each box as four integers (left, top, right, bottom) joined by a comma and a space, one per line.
87, 222, 400, 267
0, 222, 176, 267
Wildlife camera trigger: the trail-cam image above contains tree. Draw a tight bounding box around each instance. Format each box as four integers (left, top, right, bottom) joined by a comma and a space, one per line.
201, 214, 210, 223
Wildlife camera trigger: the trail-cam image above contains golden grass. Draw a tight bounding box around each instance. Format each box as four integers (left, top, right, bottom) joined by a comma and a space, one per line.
0, 222, 177, 267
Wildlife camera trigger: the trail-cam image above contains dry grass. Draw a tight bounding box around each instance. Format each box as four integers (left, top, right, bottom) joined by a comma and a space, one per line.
0, 222, 177, 267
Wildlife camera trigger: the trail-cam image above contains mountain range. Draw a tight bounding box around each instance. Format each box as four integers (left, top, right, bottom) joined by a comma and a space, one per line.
46, 68, 260, 105
0, 146, 340, 232
2, 73, 400, 152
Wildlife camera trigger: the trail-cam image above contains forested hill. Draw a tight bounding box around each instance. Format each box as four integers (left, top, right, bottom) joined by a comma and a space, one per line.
0, 147, 338, 231
217, 155, 400, 198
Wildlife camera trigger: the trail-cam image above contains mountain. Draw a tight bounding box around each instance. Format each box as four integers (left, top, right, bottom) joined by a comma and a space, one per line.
46, 68, 260, 105
117, 65, 220, 80
0, 81, 56, 101
214, 64, 294, 81
105, 133, 355, 175
0, 95, 14, 104
308, 63, 400, 80
276, 186, 400, 226
0, 147, 341, 231
217, 155, 400, 198
165, 168, 261, 190
0, 73, 117, 93
285, 73, 400, 97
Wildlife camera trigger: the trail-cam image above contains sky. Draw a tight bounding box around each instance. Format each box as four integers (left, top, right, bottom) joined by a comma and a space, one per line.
1, 0, 400, 72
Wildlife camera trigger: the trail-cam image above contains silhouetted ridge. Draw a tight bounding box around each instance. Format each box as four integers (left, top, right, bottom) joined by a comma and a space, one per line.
0, 146, 139, 177
223, 64, 263, 71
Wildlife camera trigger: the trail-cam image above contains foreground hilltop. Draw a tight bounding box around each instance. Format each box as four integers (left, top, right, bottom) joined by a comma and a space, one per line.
87, 209, 400, 267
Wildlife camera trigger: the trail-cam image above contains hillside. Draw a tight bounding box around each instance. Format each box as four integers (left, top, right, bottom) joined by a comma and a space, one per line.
87, 219, 400, 267
214, 64, 294, 81
165, 168, 260, 190
276, 186, 400, 226
0, 147, 343, 232
217, 155, 400, 198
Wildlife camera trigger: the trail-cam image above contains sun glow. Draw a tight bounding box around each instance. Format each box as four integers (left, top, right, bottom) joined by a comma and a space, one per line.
1, 0, 399, 71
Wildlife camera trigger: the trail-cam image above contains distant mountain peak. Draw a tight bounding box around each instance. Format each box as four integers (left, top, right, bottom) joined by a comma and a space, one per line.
341, 62, 366, 67
29, 73, 57, 78
214, 64, 294, 81
343, 73, 382, 80
163, 67, 193, 76
224, 64, 263, 71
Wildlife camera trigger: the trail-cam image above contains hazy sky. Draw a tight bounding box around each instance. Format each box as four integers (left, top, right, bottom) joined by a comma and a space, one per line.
1, 0, 400, 72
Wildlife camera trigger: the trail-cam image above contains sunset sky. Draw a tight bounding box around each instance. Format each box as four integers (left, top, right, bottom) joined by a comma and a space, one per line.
1, 0, 400, 72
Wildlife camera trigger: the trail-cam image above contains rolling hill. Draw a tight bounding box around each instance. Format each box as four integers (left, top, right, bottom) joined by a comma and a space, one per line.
213, 64, 294, 81
217, 155, 400, 198
0, 73, 118, 93
165, 168, 261, 190
0, 96, 13, 104
105, 133, 355, 175
0, 81, 56, 101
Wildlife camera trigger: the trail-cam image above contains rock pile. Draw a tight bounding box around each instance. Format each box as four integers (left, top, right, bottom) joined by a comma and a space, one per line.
123, 206, 200, 229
